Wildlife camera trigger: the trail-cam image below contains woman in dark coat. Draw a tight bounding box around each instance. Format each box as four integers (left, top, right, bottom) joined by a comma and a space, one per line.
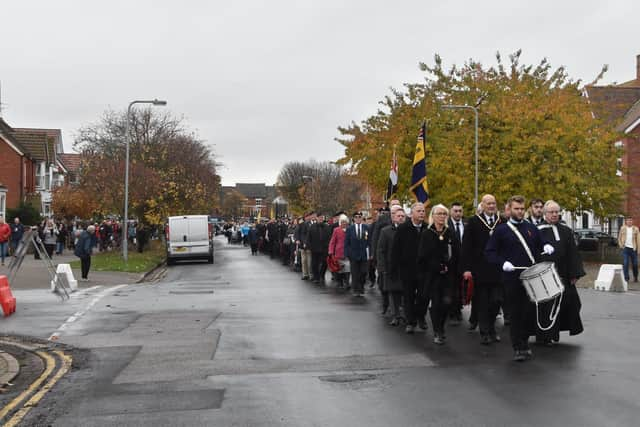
535, 200, 585, 344
418, 204, 460, 345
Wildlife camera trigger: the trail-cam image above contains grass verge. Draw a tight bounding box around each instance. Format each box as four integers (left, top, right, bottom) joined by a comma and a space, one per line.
70, 240, 165, 274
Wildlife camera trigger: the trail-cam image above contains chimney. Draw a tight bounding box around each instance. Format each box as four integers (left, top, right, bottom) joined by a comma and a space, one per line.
637, 54, 640, 80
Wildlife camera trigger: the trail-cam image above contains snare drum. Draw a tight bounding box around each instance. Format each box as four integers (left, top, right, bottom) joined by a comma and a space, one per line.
519, 262, 565, 331
519, 261, 564, 304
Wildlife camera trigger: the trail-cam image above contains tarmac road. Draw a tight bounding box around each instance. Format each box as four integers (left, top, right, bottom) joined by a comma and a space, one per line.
5, 237, 640, 426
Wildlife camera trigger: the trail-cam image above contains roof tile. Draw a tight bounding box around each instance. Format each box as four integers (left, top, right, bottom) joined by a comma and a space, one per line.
58, 153, 82, 172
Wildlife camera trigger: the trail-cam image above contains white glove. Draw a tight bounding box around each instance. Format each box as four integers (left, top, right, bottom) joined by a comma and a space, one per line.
543, 244, 555, 255
502, 261, 515, 272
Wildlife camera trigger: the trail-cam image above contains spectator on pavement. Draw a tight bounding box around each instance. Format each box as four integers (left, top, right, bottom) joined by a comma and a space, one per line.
56, 221, 67, 255
0, 216, 11, 265
42, 218, 58, 258
618, 216, 640, 282
10, 217, 24, 256
75, 225, 95, 281
136, 223, 148, 253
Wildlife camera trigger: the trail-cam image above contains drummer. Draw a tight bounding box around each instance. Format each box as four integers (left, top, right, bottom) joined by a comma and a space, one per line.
536, 200, 585, 344
485, 195, 555, 362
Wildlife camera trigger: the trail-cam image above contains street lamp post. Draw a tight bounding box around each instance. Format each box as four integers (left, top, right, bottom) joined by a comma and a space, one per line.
442, 104, 479, 208
123, 99, 167, 262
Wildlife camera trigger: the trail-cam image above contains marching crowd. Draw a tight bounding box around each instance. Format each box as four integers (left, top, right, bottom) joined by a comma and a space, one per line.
237, 194, 585, 362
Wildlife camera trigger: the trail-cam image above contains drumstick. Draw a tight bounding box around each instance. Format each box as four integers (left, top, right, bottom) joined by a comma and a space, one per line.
513, 267, 528, 270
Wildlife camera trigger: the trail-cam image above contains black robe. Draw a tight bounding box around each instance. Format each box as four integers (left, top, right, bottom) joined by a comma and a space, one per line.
533, 222, 585, 338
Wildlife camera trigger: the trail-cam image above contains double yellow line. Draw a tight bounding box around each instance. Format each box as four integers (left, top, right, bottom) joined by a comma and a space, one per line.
0, 349, 72, 426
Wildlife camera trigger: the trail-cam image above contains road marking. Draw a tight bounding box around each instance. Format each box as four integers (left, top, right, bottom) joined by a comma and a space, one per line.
2, 350, 72, 427
0, 351, 56, 421
70, 285, 102, 298
48, 284, 128, 341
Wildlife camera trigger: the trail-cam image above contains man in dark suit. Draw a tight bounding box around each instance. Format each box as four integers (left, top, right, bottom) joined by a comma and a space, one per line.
307, 215, 332, 284
447, 202, 466, 325
461, 194, 503, 345
344, 212, 370, 297
294, 212, 314, 280
391, 202, 427, 333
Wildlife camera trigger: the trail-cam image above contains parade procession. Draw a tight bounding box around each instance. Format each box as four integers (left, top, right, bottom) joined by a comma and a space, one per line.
3, 2, 640, 425
235, 119, 587, 363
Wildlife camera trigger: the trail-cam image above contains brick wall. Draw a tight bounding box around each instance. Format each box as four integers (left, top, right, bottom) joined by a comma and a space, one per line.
625, 128, 640, 223
243, 197, 270, 218
0, 139, 23, 208
24, 157, 35, 194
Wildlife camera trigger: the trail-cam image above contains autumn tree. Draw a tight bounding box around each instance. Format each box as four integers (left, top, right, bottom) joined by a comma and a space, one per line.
277, 160, 362, 215
337, 51, 624, 216
221, 189, 247, 219
74, 109, 221, 224
51, 184, 98, 220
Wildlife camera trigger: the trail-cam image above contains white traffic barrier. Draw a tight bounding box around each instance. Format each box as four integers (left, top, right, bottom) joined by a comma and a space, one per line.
50, 263, 78, 292
594, 264, 627, 292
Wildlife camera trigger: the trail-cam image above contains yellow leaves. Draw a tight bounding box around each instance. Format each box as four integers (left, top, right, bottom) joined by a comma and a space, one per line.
338, 52, 624, 215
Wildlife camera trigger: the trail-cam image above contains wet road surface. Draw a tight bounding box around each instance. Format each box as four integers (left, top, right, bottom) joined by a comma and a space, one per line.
13, 238, 640, 426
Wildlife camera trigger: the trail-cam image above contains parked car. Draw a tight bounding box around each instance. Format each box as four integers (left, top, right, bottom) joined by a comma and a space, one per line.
165, 215, 214, 265
573, 229, 616, 251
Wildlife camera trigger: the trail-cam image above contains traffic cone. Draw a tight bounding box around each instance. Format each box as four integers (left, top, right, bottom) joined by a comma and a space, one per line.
0, 275, 16, 317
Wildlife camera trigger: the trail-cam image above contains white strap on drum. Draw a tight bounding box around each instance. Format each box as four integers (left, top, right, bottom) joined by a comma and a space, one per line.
537, 292, 563, 331
507, 222, 563, 331
506, 222, 536, 265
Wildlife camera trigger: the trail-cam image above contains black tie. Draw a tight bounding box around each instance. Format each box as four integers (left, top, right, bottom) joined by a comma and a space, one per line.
357, 225, 361, 239
455, 222, 461, 242
488, 217, 494, 227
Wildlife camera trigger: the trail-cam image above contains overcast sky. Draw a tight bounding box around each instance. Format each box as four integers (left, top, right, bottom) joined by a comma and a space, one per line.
1, 1, 639, 185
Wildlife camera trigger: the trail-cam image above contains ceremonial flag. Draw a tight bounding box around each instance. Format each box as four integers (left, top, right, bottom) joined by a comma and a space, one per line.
409, 122, 429, 203
386, 148, 398, 201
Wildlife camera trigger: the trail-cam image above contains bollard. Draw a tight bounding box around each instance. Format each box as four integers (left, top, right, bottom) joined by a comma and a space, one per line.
594, 264, 628, 292
50, 264, 78, 292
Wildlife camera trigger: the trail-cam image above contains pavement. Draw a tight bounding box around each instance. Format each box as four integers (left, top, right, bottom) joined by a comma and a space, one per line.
581, 261, 640, 291
0, 350, 19, 387
2, 239, 640, 425
0, 250, 143, 290
0, 249, 153, 388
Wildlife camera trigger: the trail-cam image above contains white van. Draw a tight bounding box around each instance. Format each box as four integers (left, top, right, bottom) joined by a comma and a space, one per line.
165, 215, 214, 265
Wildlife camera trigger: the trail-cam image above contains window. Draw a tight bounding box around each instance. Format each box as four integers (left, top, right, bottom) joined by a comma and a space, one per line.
43, 203, 51, 218
0, 192, 6, 220
582, 212, 589, 229
44, 164, 51, 190
36, 163, 44, 189
255, 198, 263, 208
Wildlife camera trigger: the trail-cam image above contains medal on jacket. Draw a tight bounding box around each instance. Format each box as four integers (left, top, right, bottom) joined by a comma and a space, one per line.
431, 225, 446, 241
477, 214, 498, 236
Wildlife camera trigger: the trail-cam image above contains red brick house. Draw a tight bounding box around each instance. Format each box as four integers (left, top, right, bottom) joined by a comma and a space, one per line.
585, 54, 640, 229
221, 183, 282, 218
0, 118, 37, 213
10, 127, 68, 217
